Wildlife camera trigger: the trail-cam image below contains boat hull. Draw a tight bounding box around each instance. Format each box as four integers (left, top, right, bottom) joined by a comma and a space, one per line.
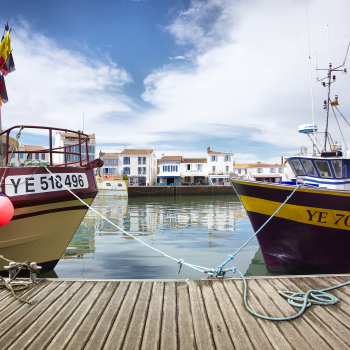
231, 179, 350, 274
0, 166, 97, 272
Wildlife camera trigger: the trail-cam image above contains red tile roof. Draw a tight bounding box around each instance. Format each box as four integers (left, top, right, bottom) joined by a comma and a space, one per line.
160, 156, 183, 161
120, 149, 154, 155
24, 145, 45, 151
183, 158, 207, 163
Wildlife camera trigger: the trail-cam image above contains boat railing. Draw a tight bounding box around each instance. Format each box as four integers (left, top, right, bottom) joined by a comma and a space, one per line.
0, 125, 91, 167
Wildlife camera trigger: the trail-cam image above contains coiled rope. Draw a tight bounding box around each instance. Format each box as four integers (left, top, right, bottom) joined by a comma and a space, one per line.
27, 162, 350, 320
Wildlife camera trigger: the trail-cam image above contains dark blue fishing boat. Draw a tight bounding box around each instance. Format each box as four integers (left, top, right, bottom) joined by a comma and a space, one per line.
231, 45, 350, 274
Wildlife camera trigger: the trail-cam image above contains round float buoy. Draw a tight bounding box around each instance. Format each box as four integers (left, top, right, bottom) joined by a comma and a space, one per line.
0, 193, 14, 226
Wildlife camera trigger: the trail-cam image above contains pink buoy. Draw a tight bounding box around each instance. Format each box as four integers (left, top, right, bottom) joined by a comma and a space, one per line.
0, 193, 14, 226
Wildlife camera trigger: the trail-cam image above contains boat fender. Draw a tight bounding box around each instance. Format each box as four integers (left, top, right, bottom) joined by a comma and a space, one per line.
0, 193, 14, 226
296, 178, 304, 185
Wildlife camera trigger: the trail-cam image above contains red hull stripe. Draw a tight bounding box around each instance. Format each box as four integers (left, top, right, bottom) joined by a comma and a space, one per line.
12, 205, 88, 221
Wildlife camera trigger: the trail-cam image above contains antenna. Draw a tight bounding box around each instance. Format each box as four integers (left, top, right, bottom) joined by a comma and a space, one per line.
327, 25, 330, 65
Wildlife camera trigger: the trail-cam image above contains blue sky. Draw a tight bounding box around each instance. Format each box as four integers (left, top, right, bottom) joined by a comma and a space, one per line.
2, 0, 350, 163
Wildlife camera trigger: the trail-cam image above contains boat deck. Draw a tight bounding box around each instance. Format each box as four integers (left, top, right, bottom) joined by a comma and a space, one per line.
0, 275, 350, 349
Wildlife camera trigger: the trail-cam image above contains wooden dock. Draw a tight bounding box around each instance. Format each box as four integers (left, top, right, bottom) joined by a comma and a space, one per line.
0, 275, 350, 349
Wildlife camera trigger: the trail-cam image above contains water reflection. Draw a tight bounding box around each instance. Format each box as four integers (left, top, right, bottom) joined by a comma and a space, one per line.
55, 194, 269, 279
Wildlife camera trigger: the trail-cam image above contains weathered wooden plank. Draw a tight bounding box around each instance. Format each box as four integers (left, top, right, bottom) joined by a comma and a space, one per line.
325, 277, 350, 300
211, 280, 254, 350
65, 282, 118, 350
0, 281, 51, 318
248, 279, 313, 350
278, 278, 349, 349
45, 282, 107, 350
187, 280, 215, 350
297, 277, 350, 333
0, 281, 72, 350
200, 280, 234, 349
103, 282, 142, 350
261, 278, 331, 350
84, 282, 130, 350
0, 281, 60, 338
232, 278, 293, 350
222, 279, 274, 350
25, 282, 96, 350
177, 282, 196, 350
141, 282, 164, 350
121, 281, 153, 350
7, 282, 83, 350
160, 282, 177, 350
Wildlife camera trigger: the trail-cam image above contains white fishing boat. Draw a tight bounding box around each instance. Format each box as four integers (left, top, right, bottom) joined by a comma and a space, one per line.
96, 176, 128, 196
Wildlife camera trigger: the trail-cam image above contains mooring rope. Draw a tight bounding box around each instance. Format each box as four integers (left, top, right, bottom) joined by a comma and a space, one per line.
26, 162, 350, 320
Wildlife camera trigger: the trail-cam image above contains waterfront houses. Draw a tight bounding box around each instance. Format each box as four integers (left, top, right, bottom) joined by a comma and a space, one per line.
157, 156, 182, 185
120, 148, 157, 186
181, 158, 208, 184
99, 152, 119, 176
207, 147, 234, 185
233, 162, 286, 182
54, 132, 96, 165
9, 142, 50, 166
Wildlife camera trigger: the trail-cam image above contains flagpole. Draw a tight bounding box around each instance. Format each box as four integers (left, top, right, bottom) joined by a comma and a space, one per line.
0, 105, 3, 166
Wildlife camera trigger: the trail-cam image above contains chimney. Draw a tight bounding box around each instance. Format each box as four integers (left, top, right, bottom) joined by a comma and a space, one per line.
281, 156, 283, 164
207, 147, 210, 153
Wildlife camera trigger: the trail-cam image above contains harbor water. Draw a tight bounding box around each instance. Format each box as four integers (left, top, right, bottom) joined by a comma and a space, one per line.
51, 194, 271, 279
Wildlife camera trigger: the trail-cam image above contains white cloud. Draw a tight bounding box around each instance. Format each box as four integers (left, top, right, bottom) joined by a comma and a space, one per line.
3, 1, 350, 161
141, 0, 350, 155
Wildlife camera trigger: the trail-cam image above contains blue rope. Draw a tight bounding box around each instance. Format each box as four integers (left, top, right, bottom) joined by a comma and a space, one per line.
215, 184, 302, 275
233, 269, 349, 321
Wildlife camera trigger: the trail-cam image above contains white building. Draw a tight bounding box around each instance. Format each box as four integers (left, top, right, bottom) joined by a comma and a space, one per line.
157, 156, 182, 184
207, 147, 234, 185
233, 162, 287, 183
54, 132, 96, 165
99, 152, 119, 176
119, 148, 157, 186
9, 142, 50, 166
180, 158, 208, 184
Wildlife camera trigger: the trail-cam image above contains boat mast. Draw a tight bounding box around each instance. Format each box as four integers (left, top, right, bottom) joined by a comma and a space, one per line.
324, 63, 332, 151
316, 42, 349, 152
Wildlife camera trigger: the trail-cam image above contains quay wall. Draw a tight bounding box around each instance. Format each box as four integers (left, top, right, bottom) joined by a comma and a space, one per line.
128, 185, 236, 197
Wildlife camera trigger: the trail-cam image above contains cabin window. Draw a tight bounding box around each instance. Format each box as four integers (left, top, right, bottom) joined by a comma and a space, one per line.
331, 160, 342, 178
106, 183, 111, 186
300, 159, 317, 176
314, 160, 333, 178
118, 183, 122, 187
289, 159, 305, 176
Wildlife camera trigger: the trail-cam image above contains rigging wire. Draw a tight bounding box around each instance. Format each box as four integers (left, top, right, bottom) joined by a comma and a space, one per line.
331, 105, 348, 151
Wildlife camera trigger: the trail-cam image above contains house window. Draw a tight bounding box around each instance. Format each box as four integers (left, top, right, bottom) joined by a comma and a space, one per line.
12, 154, 15, 158
10, 163, 15, 166
271, 168, 275, 173
143, 167, 146, 175
138, 167, 142, 175
211, 156, 216, 162
123, 157, 130, 165
138, 157, 142, 165
197, 164, 203, 171
245, 169, 247, 174
41, 154, 45, 160
35, 153, 39, 160
258, 168, 262, 173
226, 166, 229, 172
212, 166, 216, 172
19, 153, 23, 159
187, 164, 191, 170
278, 167, 283, 173
104, 168, 109, 174
143, 157, 146, 164
123, 167, 130, 175
225, 155, 230, 162
238, 169, 241, 174
115, 159, 118, 166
